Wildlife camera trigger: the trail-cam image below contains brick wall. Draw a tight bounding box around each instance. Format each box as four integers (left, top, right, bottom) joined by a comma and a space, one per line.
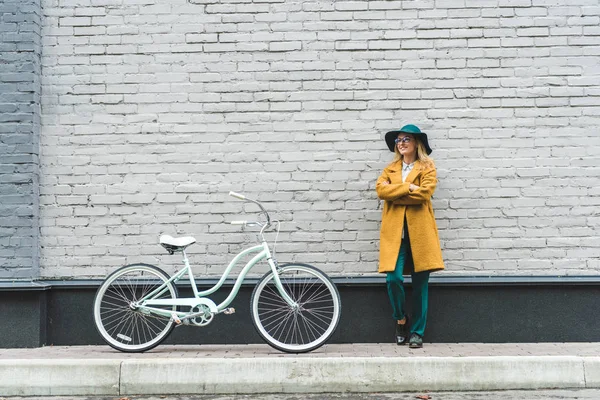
0, 0, 41, 279
39, 0, 600, 278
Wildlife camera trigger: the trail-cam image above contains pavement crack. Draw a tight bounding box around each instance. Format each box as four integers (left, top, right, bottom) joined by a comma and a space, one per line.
583, 358, 588, 388
119, 360, 123, 395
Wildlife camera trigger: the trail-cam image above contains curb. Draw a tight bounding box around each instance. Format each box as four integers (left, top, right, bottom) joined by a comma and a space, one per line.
0, 359, 121, 396
1, 356, 599, 395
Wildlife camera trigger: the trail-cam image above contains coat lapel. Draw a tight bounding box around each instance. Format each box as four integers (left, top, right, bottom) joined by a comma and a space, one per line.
404, 160, 421, 184
387, 161, 400, 173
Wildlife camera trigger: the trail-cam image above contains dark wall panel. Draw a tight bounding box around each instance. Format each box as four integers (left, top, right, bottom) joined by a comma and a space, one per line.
2, 279, 600, 348
0, 290, 46, 347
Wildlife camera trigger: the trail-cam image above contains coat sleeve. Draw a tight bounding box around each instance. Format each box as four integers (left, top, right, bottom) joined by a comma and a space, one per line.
392, 168, 437, 205
376, 168, 410, 201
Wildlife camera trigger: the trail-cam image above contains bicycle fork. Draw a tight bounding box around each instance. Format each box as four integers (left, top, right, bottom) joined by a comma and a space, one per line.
266, 255, 299, 310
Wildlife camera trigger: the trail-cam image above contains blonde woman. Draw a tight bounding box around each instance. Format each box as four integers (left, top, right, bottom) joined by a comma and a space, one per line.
376, 124, 445, 348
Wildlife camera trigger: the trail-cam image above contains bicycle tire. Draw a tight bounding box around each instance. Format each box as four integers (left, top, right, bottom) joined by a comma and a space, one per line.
250, 263, 341, 353
93, 263, 178, 353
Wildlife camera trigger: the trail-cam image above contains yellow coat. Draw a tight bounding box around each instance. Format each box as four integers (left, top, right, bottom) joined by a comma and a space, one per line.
376, 160, 445, 274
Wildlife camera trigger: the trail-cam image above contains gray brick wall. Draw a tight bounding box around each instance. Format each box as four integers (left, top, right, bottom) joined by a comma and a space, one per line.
0, 0, 41, 279
39, 0, 600, 278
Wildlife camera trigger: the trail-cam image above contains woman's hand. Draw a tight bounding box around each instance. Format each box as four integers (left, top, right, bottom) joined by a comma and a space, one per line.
409, 184, 420, 192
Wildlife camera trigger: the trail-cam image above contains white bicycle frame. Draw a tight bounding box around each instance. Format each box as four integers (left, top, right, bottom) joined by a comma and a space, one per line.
133, 211, 296, 321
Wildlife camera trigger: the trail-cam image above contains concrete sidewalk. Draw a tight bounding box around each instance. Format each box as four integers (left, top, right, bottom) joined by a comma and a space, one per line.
0, 343, 599, 396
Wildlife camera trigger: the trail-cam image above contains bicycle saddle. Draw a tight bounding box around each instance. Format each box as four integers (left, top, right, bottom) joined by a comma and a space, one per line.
159, 235, 196, 254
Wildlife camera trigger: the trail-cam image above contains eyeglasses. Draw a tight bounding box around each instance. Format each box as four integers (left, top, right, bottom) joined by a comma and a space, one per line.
394, 137, 412, 144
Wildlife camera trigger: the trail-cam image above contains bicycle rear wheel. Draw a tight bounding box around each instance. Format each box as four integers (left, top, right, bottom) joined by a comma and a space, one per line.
250, 263, 341, 353
93, 263, 178, 352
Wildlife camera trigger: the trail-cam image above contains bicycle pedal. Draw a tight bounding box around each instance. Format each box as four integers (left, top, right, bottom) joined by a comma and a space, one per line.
171, 312, 182, 325
223, 307, 235, 315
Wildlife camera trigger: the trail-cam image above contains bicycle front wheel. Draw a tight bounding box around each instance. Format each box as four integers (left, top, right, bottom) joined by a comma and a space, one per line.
93, 263, 178, 353
251, 263, 341, 353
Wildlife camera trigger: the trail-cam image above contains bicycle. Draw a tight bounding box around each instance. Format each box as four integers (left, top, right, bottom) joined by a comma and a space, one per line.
93, 191, 341, 353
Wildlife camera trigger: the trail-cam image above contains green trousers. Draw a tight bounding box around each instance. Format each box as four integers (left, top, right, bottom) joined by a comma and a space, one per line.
386, 231, 430, 337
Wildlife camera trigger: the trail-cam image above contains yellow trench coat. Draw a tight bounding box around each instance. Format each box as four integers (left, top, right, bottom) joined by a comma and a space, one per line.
376, 160, 445, 274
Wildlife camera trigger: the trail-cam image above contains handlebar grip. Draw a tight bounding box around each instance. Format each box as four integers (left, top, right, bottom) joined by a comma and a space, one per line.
229, 191, 246, 200
230, 220, 247, 225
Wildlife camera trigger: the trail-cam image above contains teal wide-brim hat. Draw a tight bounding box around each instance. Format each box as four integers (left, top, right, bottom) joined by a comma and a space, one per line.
384, 124, 432, 155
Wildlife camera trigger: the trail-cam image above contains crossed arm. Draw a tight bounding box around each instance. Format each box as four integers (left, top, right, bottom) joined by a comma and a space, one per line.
376, 168, 437, 205
376, 169, 410, 201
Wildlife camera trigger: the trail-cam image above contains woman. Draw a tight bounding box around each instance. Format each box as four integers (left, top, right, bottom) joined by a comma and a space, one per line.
376, 124, 445, 349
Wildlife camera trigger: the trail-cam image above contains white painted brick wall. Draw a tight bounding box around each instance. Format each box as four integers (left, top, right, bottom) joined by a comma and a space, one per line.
39, 0, 600, 278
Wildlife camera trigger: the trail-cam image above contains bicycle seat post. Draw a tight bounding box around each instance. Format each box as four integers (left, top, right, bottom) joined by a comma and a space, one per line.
181, 249, 200, 297
182, 250, 189, 267
181, 250, 193, 276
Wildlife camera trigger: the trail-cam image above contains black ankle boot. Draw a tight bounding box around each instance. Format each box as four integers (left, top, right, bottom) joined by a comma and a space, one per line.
408, 333, 423, 348
395, 317, 409, 345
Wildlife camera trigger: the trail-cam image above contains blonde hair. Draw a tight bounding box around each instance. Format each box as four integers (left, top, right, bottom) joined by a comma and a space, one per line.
393, 136, 435, 170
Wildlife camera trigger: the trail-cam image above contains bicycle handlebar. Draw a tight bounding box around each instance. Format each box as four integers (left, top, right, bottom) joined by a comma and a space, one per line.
229, 191, 246, 200
228, 191, 271, 228
228, 192, 280, 253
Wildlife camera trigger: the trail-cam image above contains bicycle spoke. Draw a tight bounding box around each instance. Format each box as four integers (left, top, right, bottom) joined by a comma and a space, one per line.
298, 313, 324, 341
261, 306, 294, 330
298, 313, 319, 343
299, 283, 329, 305
105, 307, 134, 336
278, 309, 297, 344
